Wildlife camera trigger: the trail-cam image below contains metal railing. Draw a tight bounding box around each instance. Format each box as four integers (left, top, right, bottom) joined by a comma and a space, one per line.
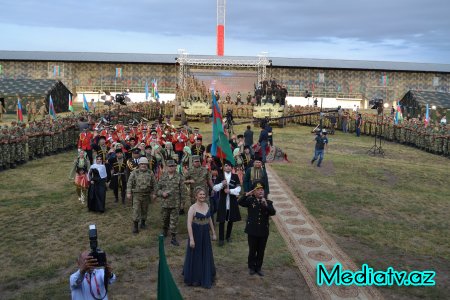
74, 85, 176, 94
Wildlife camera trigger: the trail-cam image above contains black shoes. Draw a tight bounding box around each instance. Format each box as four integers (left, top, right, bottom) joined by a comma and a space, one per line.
311, 159, 315, 164
132, 221, 139, 234
256, 269, 265, 277
140, 220, 146, 229
218, 240, 224, 247
171, 237, 179, 246
249, 268, 256, 275
226, 237, 232, 243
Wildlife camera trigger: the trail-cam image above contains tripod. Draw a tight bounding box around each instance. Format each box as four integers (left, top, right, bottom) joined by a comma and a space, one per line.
368, 111, 385, 156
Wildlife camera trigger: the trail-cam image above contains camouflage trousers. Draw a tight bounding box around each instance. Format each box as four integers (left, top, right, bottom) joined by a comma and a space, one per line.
2, 144, 10, 166
132, 193, 150, 222
443, 138, 449, 156
44, 136, 52, 154
28, 137, 36, 159
161, 207, 179, 235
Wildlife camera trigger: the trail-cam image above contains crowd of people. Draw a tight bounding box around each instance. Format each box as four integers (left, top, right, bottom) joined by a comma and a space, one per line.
66, 107, 277, 293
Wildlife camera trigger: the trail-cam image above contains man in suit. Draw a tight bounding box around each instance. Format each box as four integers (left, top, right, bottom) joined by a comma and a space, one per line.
238, 181, 276, 276
213, 160, 241, 246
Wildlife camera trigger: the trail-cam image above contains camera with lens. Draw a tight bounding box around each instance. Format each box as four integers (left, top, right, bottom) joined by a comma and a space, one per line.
89, 224, 107, 267
369, 98, 384, 115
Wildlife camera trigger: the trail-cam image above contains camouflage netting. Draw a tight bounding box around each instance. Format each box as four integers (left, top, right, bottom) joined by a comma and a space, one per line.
0, 79, 72, 113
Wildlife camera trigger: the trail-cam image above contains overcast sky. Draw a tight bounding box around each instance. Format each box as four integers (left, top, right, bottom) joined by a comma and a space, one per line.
0, 0, 449, 63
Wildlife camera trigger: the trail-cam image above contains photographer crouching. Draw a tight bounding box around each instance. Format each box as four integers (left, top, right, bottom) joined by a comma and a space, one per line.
70, 225, 116, 300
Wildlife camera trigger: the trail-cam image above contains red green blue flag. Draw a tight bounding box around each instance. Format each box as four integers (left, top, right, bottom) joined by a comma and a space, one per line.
211, 91, 235, 165
17, 98, 23, 122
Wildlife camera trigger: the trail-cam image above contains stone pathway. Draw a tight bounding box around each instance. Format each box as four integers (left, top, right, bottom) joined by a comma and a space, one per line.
266, 165, 384, 300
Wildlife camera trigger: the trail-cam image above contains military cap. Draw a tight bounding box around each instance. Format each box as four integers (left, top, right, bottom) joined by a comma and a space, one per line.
115, 148, 123, 153
132, 148, 141, 154
138, 157, 149, 164
192, 155, 201, 162
253, 180, 265, 190
98, 135, 106, 140
166, 160, 176, 166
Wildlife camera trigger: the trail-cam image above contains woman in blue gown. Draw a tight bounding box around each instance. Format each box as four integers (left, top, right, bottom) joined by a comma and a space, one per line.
183, 187, 217, 288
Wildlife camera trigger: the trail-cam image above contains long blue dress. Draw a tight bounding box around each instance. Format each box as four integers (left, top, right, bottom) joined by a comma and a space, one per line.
183, 211, 216, 288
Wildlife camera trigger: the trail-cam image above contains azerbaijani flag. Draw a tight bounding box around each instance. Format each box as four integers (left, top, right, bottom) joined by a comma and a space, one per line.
17, 98, 23, 122
49, 96, 57, 119
145, 81, 149, 100
424, 103, 430, 127
83, 94, 90, 112
68, 94, 74, 112
154, 80, 160, 100
211, 91, 235, 165
394, 101, 403, 125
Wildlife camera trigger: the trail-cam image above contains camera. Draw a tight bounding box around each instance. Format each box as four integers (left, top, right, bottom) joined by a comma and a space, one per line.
369, 98, 384, 115
89, 224, 107, 267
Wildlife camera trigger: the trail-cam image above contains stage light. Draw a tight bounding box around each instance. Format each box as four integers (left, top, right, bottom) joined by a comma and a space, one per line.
432, 105, 437, 110
383, 103, 389, 108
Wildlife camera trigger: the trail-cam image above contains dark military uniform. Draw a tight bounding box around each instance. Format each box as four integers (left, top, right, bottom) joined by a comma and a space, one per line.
238, 183, 276, 275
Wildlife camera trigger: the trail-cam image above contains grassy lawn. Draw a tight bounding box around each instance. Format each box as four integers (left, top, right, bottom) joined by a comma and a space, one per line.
268, 124, 449, 299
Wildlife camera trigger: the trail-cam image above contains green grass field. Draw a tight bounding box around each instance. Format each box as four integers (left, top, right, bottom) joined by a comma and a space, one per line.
0, 116, 448, 299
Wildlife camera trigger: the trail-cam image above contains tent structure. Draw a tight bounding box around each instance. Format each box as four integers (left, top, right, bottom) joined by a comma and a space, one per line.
0, 79, 72, 113
399, 90, 450, 117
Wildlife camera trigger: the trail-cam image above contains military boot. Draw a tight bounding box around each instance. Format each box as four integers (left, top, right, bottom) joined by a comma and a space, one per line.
140, 220, 146, 229
132, 221, 139, 234
171, 234, 179, 246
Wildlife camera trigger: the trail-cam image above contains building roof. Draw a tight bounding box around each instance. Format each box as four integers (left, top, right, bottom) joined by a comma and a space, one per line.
400, 90, 450, 109
1, 50, 450, 73
0, 78, 62, 98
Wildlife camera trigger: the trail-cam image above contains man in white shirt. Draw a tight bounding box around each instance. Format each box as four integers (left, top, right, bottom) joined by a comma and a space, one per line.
70, 250, 116, 300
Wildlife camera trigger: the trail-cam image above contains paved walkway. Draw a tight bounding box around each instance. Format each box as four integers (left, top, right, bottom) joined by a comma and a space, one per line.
266, 165, 384, 300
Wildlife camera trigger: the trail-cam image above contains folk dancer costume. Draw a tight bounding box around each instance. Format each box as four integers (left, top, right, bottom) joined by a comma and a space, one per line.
87, 156, 108, 213
69, 151, 91, 204
213, 161, 242, 245
233, 148, 244, 185
108, 149, 127, 204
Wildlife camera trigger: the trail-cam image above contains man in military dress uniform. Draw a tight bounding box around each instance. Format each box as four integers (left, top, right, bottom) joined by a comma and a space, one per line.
126, 157, 157, 234
238, 181, 276, 276
156, 160, 186, 246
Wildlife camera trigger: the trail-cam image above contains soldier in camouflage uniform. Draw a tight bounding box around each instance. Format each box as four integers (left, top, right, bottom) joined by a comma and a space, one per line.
126, 157, 157, 234
156, 159, 186, 246
0, 126, 5, 171
183, 155, 213, 211
43, 120, 53, 155
443, 125, 449, 157
1, 126, 11, 169
35, 122, 45, 158
9, 122, 18, 168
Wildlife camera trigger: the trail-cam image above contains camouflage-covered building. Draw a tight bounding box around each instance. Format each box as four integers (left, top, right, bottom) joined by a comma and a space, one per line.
1, 50, 449, 107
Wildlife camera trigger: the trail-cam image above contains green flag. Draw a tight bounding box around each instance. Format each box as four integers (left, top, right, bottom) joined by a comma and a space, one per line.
157, 235, 183, 300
